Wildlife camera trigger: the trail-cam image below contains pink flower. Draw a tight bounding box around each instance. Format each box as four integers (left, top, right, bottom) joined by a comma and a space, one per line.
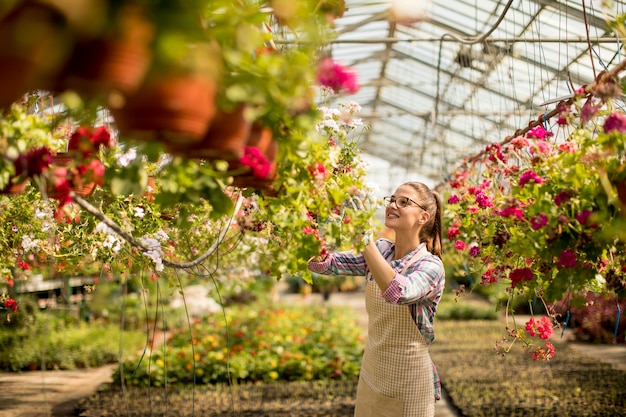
510, 136, 529, 149
531, 342, 556, 361
558, 249, 577, 268
530, 213, 548, 230
530, 139, 553, 156
453, 240, 468, 250
468, 245, 480, 258
316, 58, 359, 94
557, 141, 576, 153
509, 267, 533, 288
519, 170, 544, 188
527, 126, 553, 140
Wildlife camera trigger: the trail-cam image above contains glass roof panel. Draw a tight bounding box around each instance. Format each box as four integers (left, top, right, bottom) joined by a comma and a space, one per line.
330, 0, 626, 188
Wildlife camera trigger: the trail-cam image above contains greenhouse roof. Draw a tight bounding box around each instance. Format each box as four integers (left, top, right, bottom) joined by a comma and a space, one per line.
328, 0, 626, 190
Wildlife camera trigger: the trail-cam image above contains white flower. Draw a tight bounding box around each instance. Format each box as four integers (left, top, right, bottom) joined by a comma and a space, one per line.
154, 229, 169, 242
95, 221, 116, 235
103, 234, 122, 253
115, 147, 137, 167
134, 206, 145, 218
340, 101, 362, 114
21, 235, 40, 252
140, 236, 164, 272
40, 221, 53, 232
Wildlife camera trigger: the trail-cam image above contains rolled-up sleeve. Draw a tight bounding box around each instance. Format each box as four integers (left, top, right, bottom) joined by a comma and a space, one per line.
307, 251, 367, 276
381, 256, 444, 304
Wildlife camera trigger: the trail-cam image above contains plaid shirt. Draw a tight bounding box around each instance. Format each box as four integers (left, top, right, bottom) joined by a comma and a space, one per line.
308, 239, 445, 401
308, 239, 445, 343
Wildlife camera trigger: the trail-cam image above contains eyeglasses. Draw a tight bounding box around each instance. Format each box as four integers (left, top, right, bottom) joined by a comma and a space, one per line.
383, 196, 426, 210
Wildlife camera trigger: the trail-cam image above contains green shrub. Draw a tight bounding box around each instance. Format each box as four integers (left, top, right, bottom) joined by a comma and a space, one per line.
114, 303, 364, 387
436, 301, 498, 321
0, 311, 146, 371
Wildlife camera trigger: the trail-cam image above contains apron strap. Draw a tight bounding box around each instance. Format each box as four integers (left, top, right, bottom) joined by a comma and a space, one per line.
400, 245, 428, 275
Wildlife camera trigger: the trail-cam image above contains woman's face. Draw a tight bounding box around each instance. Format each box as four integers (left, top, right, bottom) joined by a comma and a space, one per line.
384, 184, 428, 232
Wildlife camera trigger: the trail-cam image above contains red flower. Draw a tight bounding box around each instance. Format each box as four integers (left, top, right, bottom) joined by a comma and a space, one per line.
239, 147, 271, 180
3, 299, 18, 313
25, 146, 53, 176
68, 126, 111, 158
307, 162, 328, 180
509, 267, 533, 288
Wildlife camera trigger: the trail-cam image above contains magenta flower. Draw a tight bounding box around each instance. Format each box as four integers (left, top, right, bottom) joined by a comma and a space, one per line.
239, 147, 271, 179
316, 58, 359, 94
530, 213, 548, 230
519, 170, 544, 188
575, 210, 592, 225
581, 99, 601, 124
475, 190, 493, 208
554, 190, 572, 206
447, 195, 460, 204
603, 112, 626, 133
527, 126, 553, 140
558, 249, 577, 268
468, 245, 480, 258
497, 206, 525, 219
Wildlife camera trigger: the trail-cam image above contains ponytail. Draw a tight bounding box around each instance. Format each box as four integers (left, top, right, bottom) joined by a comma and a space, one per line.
405, 182, 443, 259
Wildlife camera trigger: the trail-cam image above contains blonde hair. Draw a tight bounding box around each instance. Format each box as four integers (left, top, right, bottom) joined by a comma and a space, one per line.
404, 182, 443, 259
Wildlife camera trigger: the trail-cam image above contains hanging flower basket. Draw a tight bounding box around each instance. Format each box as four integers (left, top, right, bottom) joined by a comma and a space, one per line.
0, 1, 74, 108
167, 105, 251, 160
0, 180, 29, 195
110, 73, 217, 146
57, 5, 154, 98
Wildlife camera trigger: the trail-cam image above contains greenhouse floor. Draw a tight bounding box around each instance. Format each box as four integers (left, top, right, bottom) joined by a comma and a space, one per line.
0, 290, 624, 417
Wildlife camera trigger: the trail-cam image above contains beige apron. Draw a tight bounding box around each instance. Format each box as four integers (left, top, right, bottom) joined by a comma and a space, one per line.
354, 247, 435, 417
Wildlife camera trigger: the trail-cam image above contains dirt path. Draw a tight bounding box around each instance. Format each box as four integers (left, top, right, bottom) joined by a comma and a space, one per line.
0, 364, 116, 417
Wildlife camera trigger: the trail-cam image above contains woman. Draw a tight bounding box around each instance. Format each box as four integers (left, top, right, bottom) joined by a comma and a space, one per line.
308, 181, 445, 417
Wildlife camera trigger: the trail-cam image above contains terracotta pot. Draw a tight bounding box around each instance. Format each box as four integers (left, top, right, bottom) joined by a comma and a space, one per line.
0, 180, 28, 195
169, 105, 251, 160
0, 1, 74, 108
58, 4, 154, 98
111, 73, 217, 145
